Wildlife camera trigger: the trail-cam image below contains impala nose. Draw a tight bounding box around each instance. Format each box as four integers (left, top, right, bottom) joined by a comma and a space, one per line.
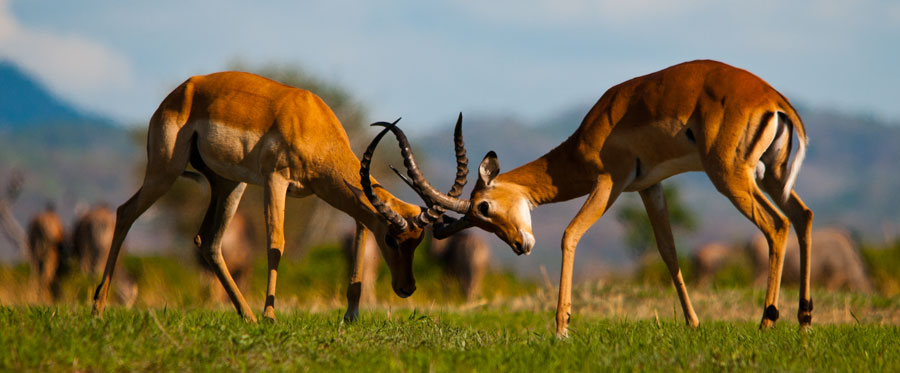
394, 284, 416, 298
513, 231, 534, 256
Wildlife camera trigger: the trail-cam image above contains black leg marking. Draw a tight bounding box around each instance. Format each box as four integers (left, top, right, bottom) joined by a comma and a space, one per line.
764, 305, 780, 322
799, 298, 813, 324
799, 298, 813, 312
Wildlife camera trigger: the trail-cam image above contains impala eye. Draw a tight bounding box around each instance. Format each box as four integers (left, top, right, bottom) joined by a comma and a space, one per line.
385, 235, 399, 249
478, 201, 490, 216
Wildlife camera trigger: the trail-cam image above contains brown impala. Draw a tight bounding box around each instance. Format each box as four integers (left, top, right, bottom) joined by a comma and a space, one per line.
91, 71, 468, 322
374, 60, 813, 337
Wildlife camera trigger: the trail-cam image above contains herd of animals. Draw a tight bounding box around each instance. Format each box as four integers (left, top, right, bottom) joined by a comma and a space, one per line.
3, 59, 885, 336
17, 202, 492, 306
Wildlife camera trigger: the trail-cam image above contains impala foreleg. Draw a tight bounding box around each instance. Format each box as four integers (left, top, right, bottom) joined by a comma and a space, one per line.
557, 174, 621, 338
638, 183, 699, 327
343, 222, 368, 322
262, 177, 288, 321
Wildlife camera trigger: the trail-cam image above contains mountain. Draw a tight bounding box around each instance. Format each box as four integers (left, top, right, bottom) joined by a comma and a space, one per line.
0, 61, 139, 262
0, 61, 112, 128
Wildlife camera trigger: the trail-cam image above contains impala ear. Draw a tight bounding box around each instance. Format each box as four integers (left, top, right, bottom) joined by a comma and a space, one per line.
478, 151, 500, 186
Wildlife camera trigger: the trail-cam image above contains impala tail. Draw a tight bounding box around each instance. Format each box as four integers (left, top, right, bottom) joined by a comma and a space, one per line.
756, 107, 808, 203
778, 108, 808, 203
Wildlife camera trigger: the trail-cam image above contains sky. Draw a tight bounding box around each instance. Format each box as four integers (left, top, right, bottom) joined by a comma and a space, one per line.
1, 0, 899, 132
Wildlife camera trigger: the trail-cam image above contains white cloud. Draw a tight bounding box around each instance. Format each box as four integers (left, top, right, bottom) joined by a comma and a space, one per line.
0, 0, 134, 104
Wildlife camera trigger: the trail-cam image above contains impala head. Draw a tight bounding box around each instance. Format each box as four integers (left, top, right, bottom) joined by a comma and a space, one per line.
353, 118, 441, 298
465, 152, 535, 255
369, 114, 535, 256
368, 212, 423, 298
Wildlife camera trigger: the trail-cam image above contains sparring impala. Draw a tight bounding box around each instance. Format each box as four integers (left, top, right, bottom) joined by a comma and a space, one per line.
91, 71, 468, 322
374, 60, 813, 337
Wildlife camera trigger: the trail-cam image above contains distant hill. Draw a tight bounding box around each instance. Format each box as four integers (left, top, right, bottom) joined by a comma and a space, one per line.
0, 61, 138, 262
0, 61, 112, 128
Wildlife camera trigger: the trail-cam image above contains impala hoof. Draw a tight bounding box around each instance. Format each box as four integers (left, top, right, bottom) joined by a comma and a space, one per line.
343, 309, 359, 323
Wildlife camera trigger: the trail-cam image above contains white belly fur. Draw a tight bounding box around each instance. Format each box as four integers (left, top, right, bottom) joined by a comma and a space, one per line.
194, 121, 266, 185
625, 153, 703, 192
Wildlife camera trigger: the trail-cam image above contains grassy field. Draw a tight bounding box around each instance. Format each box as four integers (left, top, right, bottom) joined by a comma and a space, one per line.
2, 305, 899, 371
2, 242, 899, 370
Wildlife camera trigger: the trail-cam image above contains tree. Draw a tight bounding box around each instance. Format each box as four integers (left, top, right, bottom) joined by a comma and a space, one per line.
616, 183, 698, 259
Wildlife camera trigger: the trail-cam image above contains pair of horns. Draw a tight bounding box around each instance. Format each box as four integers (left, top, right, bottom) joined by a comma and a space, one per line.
359, 114, 473, 233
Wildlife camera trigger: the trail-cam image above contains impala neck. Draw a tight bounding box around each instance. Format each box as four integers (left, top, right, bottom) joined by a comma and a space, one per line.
497, 139, 595, 206
312, 153, 416, 233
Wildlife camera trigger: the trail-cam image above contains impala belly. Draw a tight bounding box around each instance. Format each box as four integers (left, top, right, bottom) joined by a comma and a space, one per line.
194, 121, 267, 185
625, 152, 703, 191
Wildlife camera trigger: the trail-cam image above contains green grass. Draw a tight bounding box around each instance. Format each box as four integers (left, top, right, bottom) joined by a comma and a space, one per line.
2, 306, 899, 371
3, 240, 900, 371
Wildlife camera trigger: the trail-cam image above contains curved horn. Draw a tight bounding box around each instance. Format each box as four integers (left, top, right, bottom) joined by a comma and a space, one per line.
373, 115, 472, 213
411, 113, 469, 227
360, 119, 408, 232
447, 112, 468, 198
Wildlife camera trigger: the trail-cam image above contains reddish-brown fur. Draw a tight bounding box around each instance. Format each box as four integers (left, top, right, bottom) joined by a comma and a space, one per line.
399, 60, 813, 336
27, 207, 65, 302
92, 71, 428, 323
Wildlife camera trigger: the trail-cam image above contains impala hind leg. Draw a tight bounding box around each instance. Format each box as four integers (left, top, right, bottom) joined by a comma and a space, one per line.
343, 222, 368, 322
92, 171, 182, 316
557, 174, 624, 338
709, 171, 790, 329
639, 183, 699, 327
195, 176, 256, 322
262, 177, 289, 321
761, 182, 814, 328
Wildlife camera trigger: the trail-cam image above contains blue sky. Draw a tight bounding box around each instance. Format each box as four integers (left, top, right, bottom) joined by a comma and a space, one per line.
2, 0, 899, 131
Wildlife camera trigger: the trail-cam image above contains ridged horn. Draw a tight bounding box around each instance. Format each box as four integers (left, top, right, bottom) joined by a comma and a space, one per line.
372, 114, 472, 213
359, 118, 408, 232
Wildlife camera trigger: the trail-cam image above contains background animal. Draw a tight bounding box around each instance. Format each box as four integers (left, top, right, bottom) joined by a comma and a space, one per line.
692, 241, 743, 288
747, 227, 872, 292
194, 210, 256, 304
26, 205, 65, 302
340, 228, 380, 306
691, 227, 872, 292
430, 231, 491, 302
72, 204, 138, 306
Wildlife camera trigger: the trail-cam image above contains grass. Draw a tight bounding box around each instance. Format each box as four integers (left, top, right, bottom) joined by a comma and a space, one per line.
2, 241, 900, 370
2, 306, 899, 371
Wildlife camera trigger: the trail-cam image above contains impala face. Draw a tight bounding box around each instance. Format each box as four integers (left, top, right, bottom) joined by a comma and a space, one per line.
376, 226, 423, 298
466, 152, 535, 255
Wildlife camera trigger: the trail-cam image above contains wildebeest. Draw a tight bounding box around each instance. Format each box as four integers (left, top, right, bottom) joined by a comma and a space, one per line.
747, 227, 872, 292
692, 227, 872, 292
692, 241, 741, 288
194, 210, 256, 304
430, 231, 491, 301
72, 204, 138, 306
26, 205, 66, 302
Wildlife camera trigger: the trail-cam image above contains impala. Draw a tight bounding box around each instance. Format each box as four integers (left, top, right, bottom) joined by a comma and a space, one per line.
375, 60, 813, 337
91, 71, 467, 322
